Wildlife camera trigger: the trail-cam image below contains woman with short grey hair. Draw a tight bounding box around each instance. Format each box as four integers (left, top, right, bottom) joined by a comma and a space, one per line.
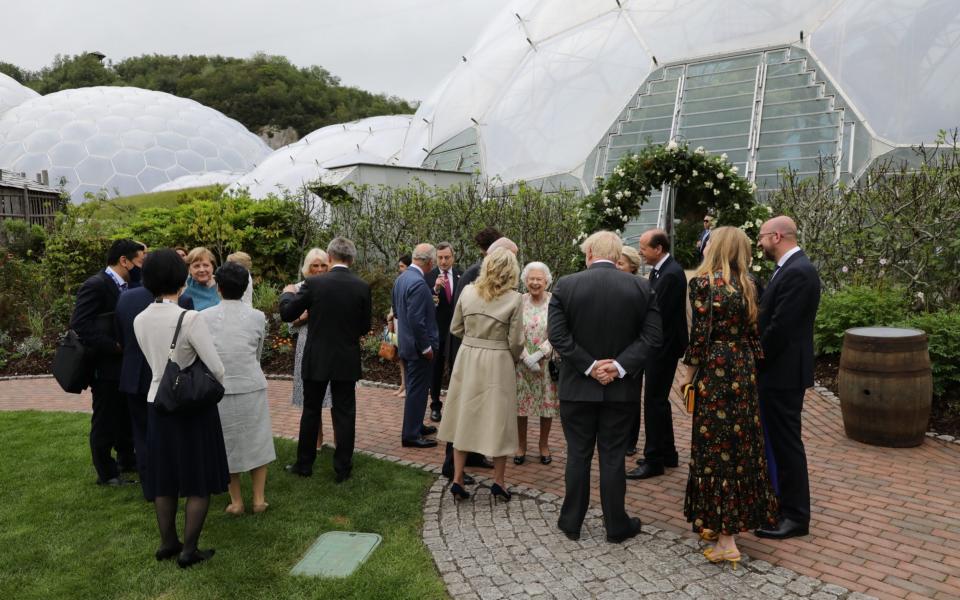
514, 261, 559, 466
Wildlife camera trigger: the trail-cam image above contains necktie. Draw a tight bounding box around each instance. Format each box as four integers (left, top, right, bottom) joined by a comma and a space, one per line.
443, 271, 452, 303
120, 281, 128, 292
769, 265, 782, 283
650, 269, 659, 282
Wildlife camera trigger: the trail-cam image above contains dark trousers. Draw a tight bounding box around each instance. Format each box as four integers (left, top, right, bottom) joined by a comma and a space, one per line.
402, 357, 431, 441
627, 372, 643, 450
642, 357, 679, 467
89, 380, 135, 482
759, 387, 810, 524
126, 393, 149, 494
441, 442, 489, 478
296, 380, 356, 478
429, 341, 448, 412
558, 400, 639, 537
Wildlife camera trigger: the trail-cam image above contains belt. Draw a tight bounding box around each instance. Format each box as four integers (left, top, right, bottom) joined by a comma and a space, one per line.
461, 336, 510, 350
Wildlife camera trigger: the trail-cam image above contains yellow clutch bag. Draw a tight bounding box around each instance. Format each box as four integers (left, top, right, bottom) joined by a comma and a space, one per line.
682, 383, 696, 414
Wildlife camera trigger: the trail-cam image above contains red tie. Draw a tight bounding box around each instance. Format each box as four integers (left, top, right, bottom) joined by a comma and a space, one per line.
443, 271, 452, 303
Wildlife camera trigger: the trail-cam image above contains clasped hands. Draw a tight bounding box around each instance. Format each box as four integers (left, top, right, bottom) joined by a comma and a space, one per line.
591, 359, 620, 386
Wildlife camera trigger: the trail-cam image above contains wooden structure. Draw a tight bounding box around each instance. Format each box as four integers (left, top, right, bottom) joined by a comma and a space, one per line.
0, 169, 64, 227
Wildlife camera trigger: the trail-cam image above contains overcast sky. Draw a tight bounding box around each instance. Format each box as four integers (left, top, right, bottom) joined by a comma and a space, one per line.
3, 0, 510, 102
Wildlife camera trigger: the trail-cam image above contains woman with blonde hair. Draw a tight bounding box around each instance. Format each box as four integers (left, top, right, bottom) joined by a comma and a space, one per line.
438, 247, 524, 502
616, 246, 642, 275
180, 247, 220, 311
678, 226, 778, 568
287, 248, 334, 445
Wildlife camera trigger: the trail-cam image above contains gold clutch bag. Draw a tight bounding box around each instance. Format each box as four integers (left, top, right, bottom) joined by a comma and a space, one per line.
682, 383, 696, 414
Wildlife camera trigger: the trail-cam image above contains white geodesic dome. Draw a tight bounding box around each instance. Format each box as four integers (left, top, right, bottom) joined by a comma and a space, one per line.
230, 115, 412, 198
0, 72, 38, 116
399, 0, 960, 187
150, 170, 245, 192
0, 86, 271, 202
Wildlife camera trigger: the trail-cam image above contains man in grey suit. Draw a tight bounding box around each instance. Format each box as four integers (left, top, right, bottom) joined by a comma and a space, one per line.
393, 243, 440, 448
549, 231, 662, 543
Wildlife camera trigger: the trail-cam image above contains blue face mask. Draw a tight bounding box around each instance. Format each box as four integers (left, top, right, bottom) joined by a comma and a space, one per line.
128, 265, 142, 283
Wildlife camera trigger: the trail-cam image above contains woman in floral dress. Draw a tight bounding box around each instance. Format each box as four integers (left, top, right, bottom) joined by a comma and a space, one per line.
514, 262, 559, 465
678, 227, 778, 568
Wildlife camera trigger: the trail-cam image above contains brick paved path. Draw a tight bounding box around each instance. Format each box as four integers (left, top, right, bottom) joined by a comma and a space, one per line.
2, 375, 958, 600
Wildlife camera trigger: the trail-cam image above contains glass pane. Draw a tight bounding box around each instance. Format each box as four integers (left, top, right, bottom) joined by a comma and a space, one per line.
687, 54, 761, 76
766, 61, 805, 76
679, 120, 752, 138
760, 112, 840, 132
683, 93, 754, 112
648, 79, 679, 94
685, 80, 756, 101
760, 127, 839, 146
765, 72, 815, 90
764, 86, 822, 103
684, 133, 750, 149
628, 104, 675, 119
764, 49, 790, 64
757, 141, 837, 160
638, 92, 677, 108
755, 157, 830, 176
762, 98, 835, 117
663, 66, 684, 80
685, 67, 756, 89
681, 107, 753, 127
619, 117, 673, 134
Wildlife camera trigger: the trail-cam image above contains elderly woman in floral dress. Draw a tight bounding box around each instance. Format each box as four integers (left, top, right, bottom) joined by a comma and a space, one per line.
514, 261, 559, 466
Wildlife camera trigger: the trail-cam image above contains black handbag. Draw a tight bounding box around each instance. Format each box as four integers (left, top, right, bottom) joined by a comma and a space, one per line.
52, 329, 92, 394
548, 356, 560, 382
153, 311, 225, 415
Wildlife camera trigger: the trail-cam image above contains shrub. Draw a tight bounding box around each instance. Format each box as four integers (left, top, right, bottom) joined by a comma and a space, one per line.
14, 335, 45, 357
43, 207, 118, 296
894, 310, 960, 399
0, 219, 46, 259
252, 282, 281, 315
814, 286, 910, 355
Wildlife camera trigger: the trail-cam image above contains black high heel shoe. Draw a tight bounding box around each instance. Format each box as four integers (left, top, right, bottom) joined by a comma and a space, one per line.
450, 482, 471, 502
155, 542, 183, 561
490, 483, 512, 502
177, 548, 215, 569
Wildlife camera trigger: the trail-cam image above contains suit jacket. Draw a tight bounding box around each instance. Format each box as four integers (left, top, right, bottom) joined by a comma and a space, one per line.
201, 300, 268, 394
279, 266, 371, 382
650, 255, 688, 361
448, 261, 480, 367
114, 287, 154, 395
697, 229, 711, 260
758, 249, 821, 390
424, 266, 462, 337
392, 266, 439, 362
70, 270, 123, 381
548, 262, 663, 403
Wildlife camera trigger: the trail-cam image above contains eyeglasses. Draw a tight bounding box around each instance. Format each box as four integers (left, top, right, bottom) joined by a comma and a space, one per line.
756, 232, 777, 239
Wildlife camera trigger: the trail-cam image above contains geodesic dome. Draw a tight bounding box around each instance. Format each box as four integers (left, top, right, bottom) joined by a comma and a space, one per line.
0, 72, 38, 116
400, 0, 960, 192
0, 87, 270, 202
230, 115, 412, 198
150, 170, 244, 193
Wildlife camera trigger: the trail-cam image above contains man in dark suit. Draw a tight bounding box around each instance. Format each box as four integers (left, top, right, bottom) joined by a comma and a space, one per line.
628, 229, 688, 480
70, 238, 144, 486
696, 215, 714, 262
114, 284, 155, 496
424, 242, 462, 423
549, 231, 662, 543
280, 237, 371, 483
754, 216, 821, 540
392, 243, 440, 448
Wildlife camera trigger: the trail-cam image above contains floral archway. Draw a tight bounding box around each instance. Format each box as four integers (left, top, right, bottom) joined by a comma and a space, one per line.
578, 141, 772, 270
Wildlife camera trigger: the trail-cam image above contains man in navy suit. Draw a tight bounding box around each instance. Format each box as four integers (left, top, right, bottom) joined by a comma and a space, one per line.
392, 243, 440, 448
424, 242, 462, 422
115, 284, 155, 496
754, 216, 821, 540
70, 239, 144, 486
696, 215, 714, 262
628, 229, 688, 480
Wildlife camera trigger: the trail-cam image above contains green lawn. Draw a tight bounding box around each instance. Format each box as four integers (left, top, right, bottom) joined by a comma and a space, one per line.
85, 186, 219, 219
0, 411, 445, 600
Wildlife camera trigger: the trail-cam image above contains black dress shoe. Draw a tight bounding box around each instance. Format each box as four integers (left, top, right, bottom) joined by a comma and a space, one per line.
625, 447, 638, 457
177, 548, 215, 568
626, 462, 665, 479
634, 457, 679, 468
560, 529, 581, 541
430, 409, 442, 422
442, 472, 476, 485
606, 517, 643, 543
420, 424, 437, 436
334, 471, 351, 484
754, 518, 809, 540
284, 464, 312, 477
467, 457, 494, 469
401, 437, 438, 448
97, 477, 137, 487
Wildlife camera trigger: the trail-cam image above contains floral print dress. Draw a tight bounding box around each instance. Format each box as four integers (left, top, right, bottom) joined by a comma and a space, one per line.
682, 273, 778, 535
515, 293, 559, 418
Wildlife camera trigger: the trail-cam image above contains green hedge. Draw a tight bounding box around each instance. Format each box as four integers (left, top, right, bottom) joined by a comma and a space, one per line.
814, 286, 911, 355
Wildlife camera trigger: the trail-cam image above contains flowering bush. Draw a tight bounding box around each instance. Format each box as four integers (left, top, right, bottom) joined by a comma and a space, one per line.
580, 141, 757, 237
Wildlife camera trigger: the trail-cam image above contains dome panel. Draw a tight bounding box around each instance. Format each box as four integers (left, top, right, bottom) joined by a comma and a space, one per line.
150, 170, 244, 192
0, 86, 269, 201
0, 72, 39, 116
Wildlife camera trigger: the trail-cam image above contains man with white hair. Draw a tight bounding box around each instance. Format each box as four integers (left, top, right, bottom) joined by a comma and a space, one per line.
549, 230, 662, 543
393, 243, 440, 448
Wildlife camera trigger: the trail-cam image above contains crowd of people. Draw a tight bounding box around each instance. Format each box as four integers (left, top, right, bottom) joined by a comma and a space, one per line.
67, 212, 820, 570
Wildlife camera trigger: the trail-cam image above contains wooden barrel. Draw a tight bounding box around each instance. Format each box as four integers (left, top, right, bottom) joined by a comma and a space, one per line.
838, 327, 932, 447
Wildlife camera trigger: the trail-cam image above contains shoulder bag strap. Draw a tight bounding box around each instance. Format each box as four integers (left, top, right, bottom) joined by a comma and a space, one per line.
168, 310, 188, 356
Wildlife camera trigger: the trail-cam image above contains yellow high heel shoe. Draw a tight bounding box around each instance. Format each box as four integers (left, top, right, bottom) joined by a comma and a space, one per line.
703, 546, 741, 570
699, 529, 719, 542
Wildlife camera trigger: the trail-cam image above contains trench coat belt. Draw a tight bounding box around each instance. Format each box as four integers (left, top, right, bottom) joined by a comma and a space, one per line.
461, 336, 510, 351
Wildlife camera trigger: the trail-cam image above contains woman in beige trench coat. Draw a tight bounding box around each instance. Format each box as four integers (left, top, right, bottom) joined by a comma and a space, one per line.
438, 248, 524, 502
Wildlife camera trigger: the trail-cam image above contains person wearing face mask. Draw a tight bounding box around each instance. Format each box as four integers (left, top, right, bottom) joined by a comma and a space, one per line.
126, 241, 148, 289
514, 262, 559, 466
70, 238, 145, 486
288, 248, 334, 448
179, 247, 221, 311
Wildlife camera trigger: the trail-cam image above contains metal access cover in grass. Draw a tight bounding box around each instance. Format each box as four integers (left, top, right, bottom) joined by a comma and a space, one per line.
290, 531, 382, 578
